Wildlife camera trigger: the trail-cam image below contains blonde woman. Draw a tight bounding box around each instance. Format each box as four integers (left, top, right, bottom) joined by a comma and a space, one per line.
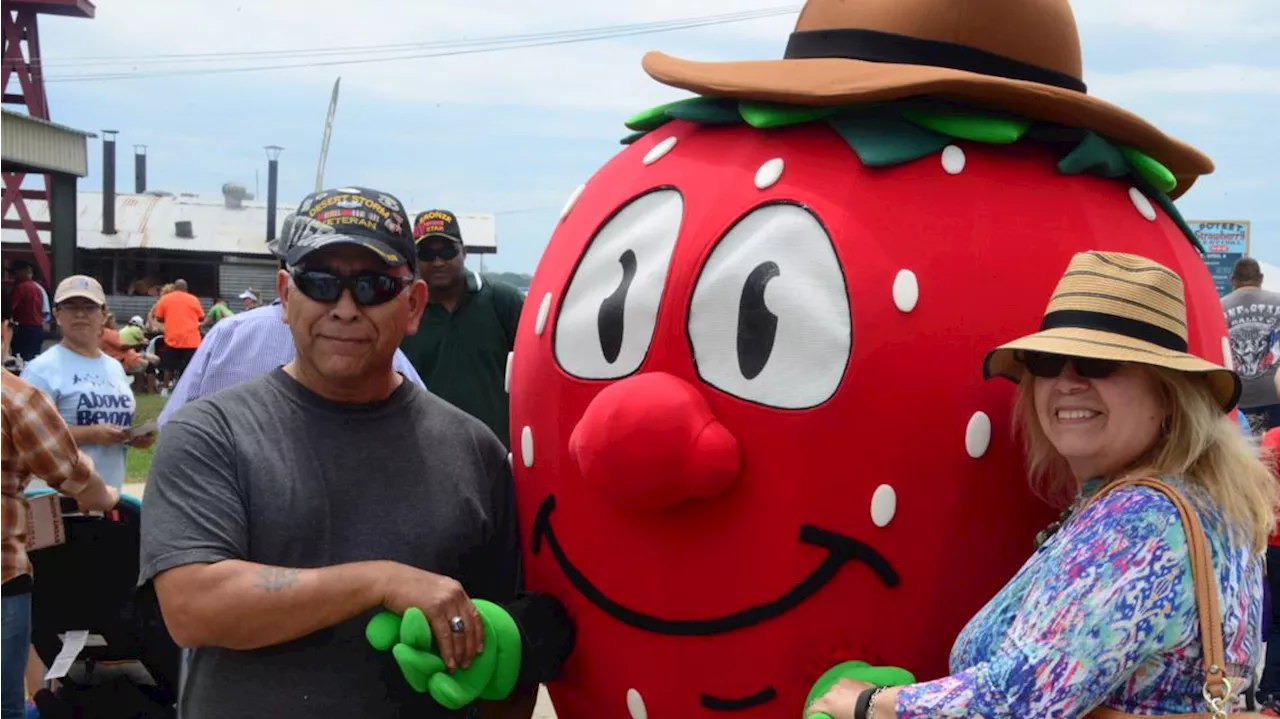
809, 251, 1278, 718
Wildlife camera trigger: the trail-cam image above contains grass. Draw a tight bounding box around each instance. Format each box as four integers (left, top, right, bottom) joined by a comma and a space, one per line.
126, 393, 168, 484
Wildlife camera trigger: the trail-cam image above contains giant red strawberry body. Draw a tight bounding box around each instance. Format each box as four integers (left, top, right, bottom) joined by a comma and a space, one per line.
507, 101, 1227, 718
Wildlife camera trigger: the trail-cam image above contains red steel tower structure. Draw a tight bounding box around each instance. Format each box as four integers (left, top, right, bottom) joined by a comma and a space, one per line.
2, 0, 94, 285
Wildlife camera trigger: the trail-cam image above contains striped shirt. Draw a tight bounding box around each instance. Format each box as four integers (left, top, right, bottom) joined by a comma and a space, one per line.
2, 370, 102, 584
158, 302, 427, 426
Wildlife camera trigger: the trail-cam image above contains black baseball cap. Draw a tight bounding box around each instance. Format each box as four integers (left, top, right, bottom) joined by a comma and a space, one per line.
413, 209, 463, 245
283, 187, 416, 272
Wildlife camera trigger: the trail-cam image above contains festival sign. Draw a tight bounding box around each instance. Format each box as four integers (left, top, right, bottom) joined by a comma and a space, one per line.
1190, 220, 1251, 296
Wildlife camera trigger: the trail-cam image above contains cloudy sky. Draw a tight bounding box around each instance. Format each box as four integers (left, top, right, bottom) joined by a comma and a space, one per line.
34, 0, 1279, 273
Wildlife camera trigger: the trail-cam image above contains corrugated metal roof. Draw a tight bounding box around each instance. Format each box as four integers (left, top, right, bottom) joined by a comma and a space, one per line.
1, 110, 95, 177
0, 191, 498, 255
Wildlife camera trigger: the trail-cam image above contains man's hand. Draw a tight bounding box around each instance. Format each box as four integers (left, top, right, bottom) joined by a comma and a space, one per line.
380, 565, 484, 673
75, 483, 119, 514
90, 424, 130, 445
367, 599, 524, 711
128, 432, 156, 449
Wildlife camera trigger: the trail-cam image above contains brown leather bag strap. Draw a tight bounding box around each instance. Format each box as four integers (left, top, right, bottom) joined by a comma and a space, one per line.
1077, 477, 1229, 703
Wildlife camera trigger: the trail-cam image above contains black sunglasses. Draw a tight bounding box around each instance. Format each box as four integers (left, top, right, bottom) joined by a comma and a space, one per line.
417, 243, 460, 262
290, 270, 411, 306
1017, 350, 1121, 380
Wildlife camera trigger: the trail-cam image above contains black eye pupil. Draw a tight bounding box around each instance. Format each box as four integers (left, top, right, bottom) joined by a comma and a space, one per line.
598, 250, 637, 364
737, 261, 781, 380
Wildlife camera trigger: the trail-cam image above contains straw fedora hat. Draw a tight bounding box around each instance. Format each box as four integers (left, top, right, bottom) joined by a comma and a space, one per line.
983, 251, 1240, 410
641, 0, 1211, 198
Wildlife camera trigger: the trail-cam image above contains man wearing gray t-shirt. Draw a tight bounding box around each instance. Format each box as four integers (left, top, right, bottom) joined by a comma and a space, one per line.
138, 187, 538, 718
1222, 258, 1280, 433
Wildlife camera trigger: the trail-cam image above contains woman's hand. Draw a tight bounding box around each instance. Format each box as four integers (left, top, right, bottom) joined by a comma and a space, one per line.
91, 424, 130, 445
128, 432, 156, 449
806, 678, 876, 718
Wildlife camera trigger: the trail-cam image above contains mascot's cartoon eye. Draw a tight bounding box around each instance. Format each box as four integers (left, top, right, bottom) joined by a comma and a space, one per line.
555, 189, 683, 379
688, 203, 851, 409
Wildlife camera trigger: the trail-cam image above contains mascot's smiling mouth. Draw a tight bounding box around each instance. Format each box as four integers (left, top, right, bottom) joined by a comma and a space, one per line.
530, 495, 900, 711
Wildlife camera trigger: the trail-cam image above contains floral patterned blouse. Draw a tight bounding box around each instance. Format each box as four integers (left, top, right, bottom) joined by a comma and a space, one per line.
896, 476, 1264, 717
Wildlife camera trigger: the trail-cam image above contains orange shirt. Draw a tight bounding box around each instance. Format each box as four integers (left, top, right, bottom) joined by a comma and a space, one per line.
153, 291, 205, 349
99, 328, 144, 371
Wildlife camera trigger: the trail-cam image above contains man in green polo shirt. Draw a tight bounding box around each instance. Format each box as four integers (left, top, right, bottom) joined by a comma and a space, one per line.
400, 209, 523, 448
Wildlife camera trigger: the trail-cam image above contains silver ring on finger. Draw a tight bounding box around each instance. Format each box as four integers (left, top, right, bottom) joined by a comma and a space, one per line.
449, 615, 465, 634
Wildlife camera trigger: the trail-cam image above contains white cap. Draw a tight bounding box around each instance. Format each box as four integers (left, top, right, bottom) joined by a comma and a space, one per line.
238, 290, 258, 301
53, 275, 106, 306
129, 315, 145, 326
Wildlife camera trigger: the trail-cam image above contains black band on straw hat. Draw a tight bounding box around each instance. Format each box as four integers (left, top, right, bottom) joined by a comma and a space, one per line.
1039, 309, 1188, 352
783, 28, 1088, 93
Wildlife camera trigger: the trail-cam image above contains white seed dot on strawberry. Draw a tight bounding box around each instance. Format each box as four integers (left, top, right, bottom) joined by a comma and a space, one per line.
535, 292, 553, 336
643, 136, 678, 166
1128, 187, 1157, 221
627, 689, 648, 719
504, 351, 514, 393
1222, 337, 1234, 371
893, 269, 919, 313
966, 411, 992, 458
941, 145, 966, 175
754, 157, 785, 189
559, 184, 585, 221
870, 484, 897, 527
521, 426, 535, 468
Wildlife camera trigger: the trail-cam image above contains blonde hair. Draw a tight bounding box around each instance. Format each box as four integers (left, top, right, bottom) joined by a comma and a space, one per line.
1015, 366, 1280, 552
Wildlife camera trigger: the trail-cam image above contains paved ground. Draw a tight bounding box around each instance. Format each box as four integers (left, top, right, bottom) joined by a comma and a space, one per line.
121, 483, 560, 718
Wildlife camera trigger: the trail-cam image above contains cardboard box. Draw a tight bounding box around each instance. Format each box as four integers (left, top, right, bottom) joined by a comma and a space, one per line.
25, 492, 65, 551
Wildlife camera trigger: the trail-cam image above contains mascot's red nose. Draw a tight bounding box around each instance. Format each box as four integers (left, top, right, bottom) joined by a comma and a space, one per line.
568, 372, 739, 512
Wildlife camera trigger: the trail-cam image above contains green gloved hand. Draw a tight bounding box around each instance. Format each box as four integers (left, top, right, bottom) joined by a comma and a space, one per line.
366, 600, 523, 709
803, 661, 916, 719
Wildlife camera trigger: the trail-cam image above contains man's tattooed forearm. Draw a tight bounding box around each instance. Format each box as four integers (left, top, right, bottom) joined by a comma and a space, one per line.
256, 567, 301, 593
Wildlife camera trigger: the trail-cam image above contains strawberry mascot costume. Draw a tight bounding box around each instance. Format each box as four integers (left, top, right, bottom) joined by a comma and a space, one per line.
371, 0, 1230, 716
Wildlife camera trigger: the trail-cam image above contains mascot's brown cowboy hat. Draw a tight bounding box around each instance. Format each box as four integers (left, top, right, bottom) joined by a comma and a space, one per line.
642, 0, 1211, 197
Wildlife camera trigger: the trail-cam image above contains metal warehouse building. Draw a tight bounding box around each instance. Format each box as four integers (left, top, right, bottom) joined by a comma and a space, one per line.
1, 186, 499, 320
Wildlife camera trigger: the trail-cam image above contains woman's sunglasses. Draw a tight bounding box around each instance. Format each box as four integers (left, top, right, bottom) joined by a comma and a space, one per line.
290, 270, 412, 307
417, 243, 460, 263
1017, 350, 1121, 380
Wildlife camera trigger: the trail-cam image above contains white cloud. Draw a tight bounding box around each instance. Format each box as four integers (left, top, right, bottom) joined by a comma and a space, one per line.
1090, 64, 1280, 98
1071, 0, 1280, 38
